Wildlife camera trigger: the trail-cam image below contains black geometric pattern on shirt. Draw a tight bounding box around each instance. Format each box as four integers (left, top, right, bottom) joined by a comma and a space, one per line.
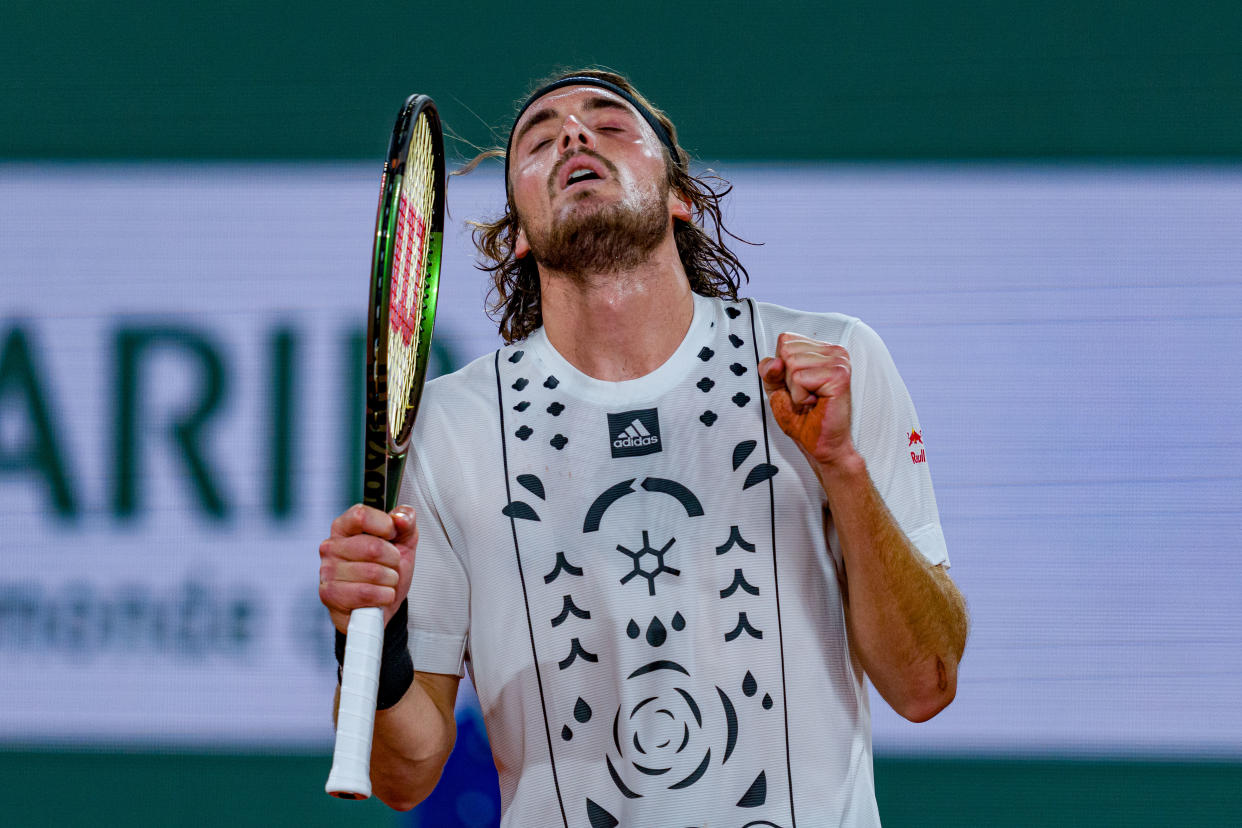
604, 688, 714, 798
729, 362, 747, 376
742, 463, 778, 490
715, 525, 756, 555
732, 440, 757, 470
729, 334, 744, 348
510, 306, 790, 825
643, 477, 704, 516
561, 696, 595, 741
738, 770, 768, 808
626, 612, 686, 648
501, 500, 539, 521
547, 401, 565, 415
743, 671, 775, 712
725, 612, 763, 642
551, 594, 591, 627
544, 551, 584, 584
716, 685, 739, 766
515, 424, 533, 440
720, 568, 760, 599
583, 479, 636, 532
513, 400, 530, 412
621, 608, 690, 645
509, 350, 524, 363
732, 391, 751, 408
617, 530, 680, 596
586, 798, 620, 828
699, 410, 717, 427
544, 375, 560, 389
512, 377, 529, 391
586, 798, 619, 828
550, 433, 568, 450
516, 473, 545, 499
559, 637, 599, 670
583, 477, 703, 533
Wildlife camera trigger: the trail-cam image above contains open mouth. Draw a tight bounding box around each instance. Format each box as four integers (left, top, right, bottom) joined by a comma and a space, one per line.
558, 155, 609, 191
566, 167, 602, 187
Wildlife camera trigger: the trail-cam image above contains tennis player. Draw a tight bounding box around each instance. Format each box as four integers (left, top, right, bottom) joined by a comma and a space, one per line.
319, 69, 968, 826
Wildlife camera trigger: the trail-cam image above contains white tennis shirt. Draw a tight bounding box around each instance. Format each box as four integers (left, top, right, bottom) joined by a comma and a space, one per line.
399, 293, 948, 827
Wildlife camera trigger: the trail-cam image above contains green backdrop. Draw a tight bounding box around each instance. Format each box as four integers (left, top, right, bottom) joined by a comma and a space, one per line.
3, 1, 1241, 161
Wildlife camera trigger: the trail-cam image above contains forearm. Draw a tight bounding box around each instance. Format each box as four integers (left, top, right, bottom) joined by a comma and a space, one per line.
334, 672, 458, 810
817, 452, 968, 722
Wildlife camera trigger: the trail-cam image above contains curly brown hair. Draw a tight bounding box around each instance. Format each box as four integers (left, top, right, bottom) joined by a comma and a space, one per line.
459, 68, 751, 343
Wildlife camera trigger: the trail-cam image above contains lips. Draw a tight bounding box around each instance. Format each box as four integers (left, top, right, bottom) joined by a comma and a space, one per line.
556, 154, 608, 191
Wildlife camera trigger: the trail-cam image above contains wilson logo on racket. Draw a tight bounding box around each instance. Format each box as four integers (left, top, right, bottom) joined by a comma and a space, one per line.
389, 194, 428, 347
607, 409, 662, 458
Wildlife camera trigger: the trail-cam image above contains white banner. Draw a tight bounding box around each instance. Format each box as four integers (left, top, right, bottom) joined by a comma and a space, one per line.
1, 163, 1240, 756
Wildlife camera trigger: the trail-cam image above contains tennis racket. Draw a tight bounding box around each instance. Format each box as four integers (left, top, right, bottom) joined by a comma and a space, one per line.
326, 93, 445, 800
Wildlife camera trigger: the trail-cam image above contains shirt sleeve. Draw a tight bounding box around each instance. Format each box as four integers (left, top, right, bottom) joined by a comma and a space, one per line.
397, 448, 471, 676
845, 319, 950, 567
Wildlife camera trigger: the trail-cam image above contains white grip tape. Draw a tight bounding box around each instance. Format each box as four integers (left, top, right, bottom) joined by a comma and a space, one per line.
325, 606, 384, 798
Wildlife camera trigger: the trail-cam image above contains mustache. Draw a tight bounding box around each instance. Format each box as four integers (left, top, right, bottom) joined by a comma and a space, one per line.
548, 149, 618, 194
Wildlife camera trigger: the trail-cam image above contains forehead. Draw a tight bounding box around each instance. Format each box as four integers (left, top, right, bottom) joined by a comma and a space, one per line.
513, 85, 644, 136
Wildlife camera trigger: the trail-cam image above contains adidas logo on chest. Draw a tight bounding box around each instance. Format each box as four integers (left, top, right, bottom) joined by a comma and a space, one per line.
607, 408, 662, 458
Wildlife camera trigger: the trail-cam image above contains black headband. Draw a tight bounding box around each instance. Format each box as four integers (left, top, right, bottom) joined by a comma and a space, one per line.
504, 76, 681, 195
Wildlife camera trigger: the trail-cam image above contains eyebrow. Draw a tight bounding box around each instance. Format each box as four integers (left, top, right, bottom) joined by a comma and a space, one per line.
512, 95, 636, 149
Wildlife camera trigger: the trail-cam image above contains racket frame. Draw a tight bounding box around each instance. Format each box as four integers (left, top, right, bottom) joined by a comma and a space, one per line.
326, 94, 445, 801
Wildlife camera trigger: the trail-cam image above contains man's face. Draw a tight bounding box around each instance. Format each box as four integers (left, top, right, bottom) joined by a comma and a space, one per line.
507, 85, 688, 276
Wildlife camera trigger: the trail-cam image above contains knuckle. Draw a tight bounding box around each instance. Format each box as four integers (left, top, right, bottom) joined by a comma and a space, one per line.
360, 561, 398, 587
357, 534, 389, 562
370, 537, 399, 564
362, 584, 396, 607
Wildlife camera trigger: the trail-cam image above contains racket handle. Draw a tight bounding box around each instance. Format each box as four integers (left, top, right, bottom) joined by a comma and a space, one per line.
325, 606, 385, 799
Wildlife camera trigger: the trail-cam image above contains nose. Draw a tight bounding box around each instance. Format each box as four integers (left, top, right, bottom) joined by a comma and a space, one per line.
558, 115, 595, 153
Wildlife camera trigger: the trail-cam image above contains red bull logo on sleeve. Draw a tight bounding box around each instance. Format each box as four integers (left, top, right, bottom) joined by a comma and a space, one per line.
908, 428, 926, 464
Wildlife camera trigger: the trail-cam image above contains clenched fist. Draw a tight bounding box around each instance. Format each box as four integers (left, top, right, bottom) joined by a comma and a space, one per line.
318, 504, 418, 633
759, 332, 858, 468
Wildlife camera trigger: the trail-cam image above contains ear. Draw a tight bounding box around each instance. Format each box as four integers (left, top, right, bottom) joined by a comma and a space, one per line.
515, 226, 530, 259
668, 189, 692, 222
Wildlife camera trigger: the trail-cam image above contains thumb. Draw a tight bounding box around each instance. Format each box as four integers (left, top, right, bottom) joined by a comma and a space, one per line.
390, 505, 418, 557
758, 356, 786, 396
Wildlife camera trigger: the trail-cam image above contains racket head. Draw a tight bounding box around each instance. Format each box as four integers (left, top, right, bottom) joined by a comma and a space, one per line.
363, 95, 445, 507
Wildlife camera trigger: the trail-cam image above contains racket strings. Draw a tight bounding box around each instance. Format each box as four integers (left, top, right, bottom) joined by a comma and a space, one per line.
388, 112, 436, 436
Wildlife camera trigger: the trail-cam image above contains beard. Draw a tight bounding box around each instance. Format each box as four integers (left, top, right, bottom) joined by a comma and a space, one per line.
521, 175, 671, 279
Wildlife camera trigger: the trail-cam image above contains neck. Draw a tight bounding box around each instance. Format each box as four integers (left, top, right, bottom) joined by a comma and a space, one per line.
538, 233, 694, 381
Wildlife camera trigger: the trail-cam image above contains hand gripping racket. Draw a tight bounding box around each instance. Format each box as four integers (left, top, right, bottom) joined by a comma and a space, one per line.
327, 94, 445, 800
